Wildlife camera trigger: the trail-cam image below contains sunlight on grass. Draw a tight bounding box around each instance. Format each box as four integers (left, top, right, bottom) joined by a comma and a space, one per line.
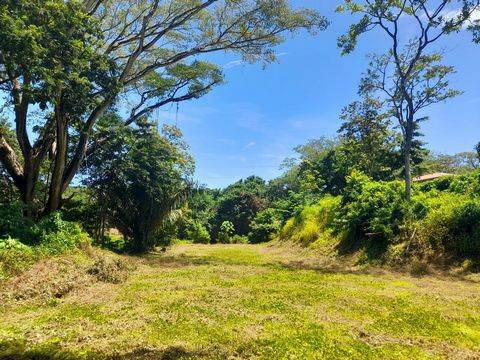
1, 244, 479, 359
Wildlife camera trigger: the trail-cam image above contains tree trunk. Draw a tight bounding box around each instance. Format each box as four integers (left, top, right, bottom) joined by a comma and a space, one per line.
404, 121, 414, 202
46, 111, 68, 213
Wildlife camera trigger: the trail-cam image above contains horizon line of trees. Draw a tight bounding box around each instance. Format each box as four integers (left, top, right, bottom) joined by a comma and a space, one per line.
1, 0, 480, 252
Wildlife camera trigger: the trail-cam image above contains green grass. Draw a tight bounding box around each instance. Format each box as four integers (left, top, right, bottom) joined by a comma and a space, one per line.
1, 244, 480, 359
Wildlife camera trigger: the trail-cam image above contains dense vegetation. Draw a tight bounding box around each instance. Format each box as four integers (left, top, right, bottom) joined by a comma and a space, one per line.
1, 0, 480, 358
0, 0, 479, 267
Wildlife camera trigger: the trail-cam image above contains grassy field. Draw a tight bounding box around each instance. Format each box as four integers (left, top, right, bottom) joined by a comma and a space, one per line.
1, 244, 480, 359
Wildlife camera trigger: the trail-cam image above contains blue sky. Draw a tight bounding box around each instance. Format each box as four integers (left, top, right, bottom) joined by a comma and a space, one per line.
159, 1, 480, 188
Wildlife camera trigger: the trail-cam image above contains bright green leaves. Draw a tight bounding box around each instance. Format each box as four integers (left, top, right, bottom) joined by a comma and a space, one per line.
0, 0, 117, 116
84, 115, 194, 252
138, 60, 223, 109
338, 15, 371, 55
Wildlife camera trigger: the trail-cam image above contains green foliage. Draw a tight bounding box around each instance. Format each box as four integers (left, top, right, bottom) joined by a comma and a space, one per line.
0, 236, 31, 251
337, 96, 402, 180
0, 202, 35, 243
279, 196, 342, 246
335, 172, 407, 244
186, 221, 211, 244
230, 235, 249, 244
0, 0, 327, 214
418, 199, 480, 255
422, 152, 480, 174
85, 118, 194, 253
213, 176, 267, 239
218, 221, 235, 244
248, 208, 282, 244
0, 212, 90, 279
35, 213, 91, 255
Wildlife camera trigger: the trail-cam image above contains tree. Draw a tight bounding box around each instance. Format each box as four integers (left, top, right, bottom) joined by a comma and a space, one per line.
338, 0, 478, 200
0, 0, 328, 215
84, 117, 194, 253
359, 50, 460, 199
422, 151, 480, 173
213, 176, 267, 239
337, 96, 401, 180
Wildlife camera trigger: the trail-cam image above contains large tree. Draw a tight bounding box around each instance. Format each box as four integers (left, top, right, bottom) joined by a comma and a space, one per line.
0, 0, 328, 215
337, 96, 401, 180
84, 116, 194, 253
359, 49, 460, 199
213, 176, 267, 239
337, 0, 479, 200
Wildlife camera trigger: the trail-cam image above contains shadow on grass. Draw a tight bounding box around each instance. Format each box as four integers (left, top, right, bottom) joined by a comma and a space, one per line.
144, 248, 382, 278
141, 250, 264, 268
0, 339, 218, 360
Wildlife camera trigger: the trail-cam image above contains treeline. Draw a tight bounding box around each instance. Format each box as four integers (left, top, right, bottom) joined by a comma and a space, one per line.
2, 0, 480, 264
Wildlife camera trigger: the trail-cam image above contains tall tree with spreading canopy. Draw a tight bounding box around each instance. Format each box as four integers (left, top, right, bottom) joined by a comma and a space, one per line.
0, 0, 328, 215
337, 0, 479, 200
84, 116, 194, 253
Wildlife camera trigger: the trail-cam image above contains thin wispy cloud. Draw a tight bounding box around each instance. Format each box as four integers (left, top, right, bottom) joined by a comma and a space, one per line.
242, 141, 256, 151
426, 7, 480, 28
224, 60, 246, 69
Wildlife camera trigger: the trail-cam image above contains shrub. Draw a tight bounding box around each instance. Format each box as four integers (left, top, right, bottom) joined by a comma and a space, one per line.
449, 171, 480, 196
0, 202, 35, 244
0, 213, 92, 279
248, 208, 282, 244
419, 199, 480, 255
218, 221, 235, 244
186, 221, 211, 244
230, 234, 249, 244
35, 213, 91, 255
279, 196, 342, 246
416, 176, 454, 193
0, 237, 31, 251
335, 171, 406, 244
98, 234, 126, 253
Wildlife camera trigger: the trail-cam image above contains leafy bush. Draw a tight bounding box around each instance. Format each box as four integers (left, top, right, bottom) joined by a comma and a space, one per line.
0, 202, 35, 244
186, 221, 211, 244
0, 237, 31, 251
34, 213, 91, 255
218, 221, 235, 244
98, 235, 126, 253
335, 171, 406, 244
416, 176, 454, 192
248, 208, 282, 244
279, 196, 342, 246
419, 199, 480, 255
230, 234, 249, 244
448, 171, 480, 196
0, 213, 91, 278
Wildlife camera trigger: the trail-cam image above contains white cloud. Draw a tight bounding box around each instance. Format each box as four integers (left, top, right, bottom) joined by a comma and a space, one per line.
437, 7, 480, 28
242, 141, 256, 151
224, 60, 246, 69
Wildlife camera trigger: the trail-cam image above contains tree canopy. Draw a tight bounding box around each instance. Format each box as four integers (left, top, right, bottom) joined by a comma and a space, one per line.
0, 0, 328, 215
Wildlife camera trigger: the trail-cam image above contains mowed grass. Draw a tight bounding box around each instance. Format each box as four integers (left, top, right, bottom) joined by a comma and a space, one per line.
1, 244, 480, 359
